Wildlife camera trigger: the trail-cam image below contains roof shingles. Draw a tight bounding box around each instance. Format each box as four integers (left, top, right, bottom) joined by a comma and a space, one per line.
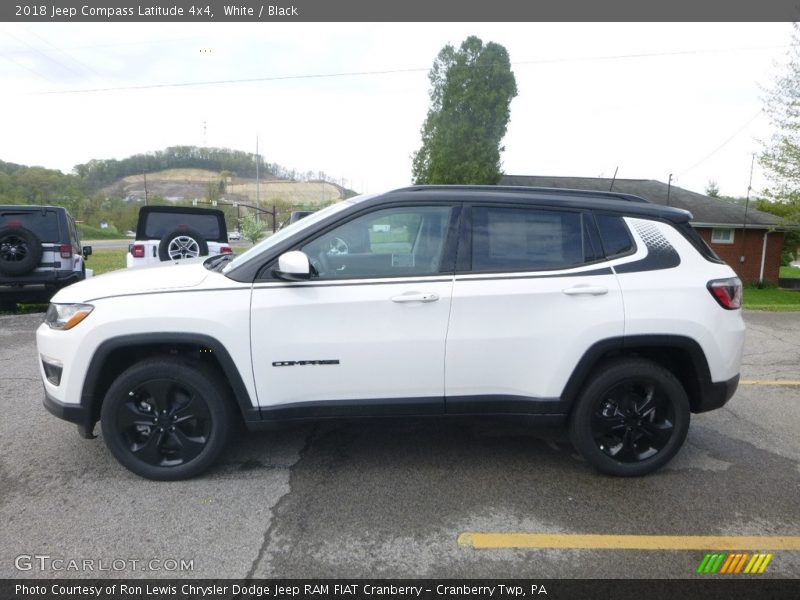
499, 176, 782, 228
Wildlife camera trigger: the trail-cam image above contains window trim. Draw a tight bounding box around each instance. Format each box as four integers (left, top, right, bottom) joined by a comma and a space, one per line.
462, 204, 606, 275
258, 203, 462, 282
710, 227, 735, 245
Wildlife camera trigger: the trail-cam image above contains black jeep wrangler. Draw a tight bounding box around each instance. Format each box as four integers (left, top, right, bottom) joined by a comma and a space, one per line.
0, 205, 92, 311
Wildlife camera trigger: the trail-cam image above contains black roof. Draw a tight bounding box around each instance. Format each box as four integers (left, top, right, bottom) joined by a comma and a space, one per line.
380, 185, 692, 224
137, 205, 226, 217
500, 176, 782, 228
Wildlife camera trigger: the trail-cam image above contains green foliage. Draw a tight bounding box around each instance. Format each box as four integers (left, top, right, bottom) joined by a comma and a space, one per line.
743, 286, 800, 311
87, 248, 128, 274
412, 36, 518, 185
705, 180, 720, 197
754, 199, 800, 263
77, 223, 127, 240
0, 160, 85, 213
759, 24, 800, 219
240, 213, 266, 245
780, 266, 800, 278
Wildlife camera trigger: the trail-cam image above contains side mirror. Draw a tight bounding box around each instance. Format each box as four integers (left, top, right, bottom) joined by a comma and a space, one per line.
273, 250, 312, 281
82, 246, 93, 259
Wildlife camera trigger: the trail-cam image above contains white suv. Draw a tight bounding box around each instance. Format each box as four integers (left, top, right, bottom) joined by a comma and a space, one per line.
126, 206, 231, 268
37, 186, 744, 480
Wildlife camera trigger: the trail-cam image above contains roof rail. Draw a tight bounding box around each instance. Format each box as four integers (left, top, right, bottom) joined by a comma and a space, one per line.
392, 184, 650, 204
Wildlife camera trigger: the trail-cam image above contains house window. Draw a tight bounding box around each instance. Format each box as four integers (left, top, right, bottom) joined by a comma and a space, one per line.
711, 228, 735, 244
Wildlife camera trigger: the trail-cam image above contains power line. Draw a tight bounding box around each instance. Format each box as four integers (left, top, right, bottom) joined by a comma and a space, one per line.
16, 44, 794, 97
677, 110, 764, 176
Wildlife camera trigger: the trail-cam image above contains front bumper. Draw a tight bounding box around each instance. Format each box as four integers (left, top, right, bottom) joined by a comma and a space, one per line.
43, 389, 96, 439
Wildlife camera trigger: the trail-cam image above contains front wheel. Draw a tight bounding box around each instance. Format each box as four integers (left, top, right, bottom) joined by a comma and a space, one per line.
100, 358, 233, 480
569, 358, 690, 477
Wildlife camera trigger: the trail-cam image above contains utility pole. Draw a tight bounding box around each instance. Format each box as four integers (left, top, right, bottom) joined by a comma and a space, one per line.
740, 153, 756, 264
143, 171, 149, 206
609, 166, 618, 191
255, 136, 260, 224
666, 173, 673, 206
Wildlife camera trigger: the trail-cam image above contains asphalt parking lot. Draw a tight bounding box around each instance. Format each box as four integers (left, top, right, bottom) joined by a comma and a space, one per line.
0, 311, 798, 579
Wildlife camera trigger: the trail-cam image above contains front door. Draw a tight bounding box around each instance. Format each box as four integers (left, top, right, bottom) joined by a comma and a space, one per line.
250, 204, 457, 418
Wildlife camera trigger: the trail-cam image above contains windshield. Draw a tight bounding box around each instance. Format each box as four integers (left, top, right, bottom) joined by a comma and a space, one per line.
222, 200, 353, 274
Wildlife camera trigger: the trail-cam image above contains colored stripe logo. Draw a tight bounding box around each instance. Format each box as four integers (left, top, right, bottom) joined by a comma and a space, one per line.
696, 552, 773, 574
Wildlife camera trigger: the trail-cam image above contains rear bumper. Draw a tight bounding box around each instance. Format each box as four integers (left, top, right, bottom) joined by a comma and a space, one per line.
1, 272, 83, 302
693, 374, 739, 414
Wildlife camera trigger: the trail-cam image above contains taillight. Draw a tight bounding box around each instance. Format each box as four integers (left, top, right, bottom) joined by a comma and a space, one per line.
707, 277, 742, 310
59, 244, 72, 259
131, 244, 145, 258
221, 245, 232, 254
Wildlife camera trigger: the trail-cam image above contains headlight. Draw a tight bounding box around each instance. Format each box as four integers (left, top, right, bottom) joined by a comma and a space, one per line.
45, 303, 94, 330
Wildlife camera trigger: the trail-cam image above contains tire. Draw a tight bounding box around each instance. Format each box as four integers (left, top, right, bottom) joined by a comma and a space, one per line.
0, 227, 43, 275
569, 358, 690, 477
157, 228, 209, 262
0, 297, 17, 313
100, 358, 233, 480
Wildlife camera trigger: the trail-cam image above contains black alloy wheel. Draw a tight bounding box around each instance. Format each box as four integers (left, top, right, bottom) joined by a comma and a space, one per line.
101, 358, 233, 480
0, 227, 43, 275
569, 358, 690, 477
591, 380, 674, 462
116, 379, 211, 467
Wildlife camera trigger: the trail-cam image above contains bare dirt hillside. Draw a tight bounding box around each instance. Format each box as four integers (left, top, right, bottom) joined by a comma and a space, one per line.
105, 169, 349, 206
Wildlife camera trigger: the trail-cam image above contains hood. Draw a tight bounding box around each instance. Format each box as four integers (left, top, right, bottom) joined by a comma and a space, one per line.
52, 260, 211, 303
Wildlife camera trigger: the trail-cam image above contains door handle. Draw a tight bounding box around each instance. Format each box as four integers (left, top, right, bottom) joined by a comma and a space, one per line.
562, 285, 608, 296
391, 292, 440, 303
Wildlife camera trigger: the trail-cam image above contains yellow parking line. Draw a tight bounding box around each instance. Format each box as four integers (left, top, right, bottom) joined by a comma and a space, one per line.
457, 533, 800, 550
739, 380, 800, 386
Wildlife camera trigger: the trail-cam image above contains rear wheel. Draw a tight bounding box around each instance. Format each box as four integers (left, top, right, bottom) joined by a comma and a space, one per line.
569, 358, 690, 476
100, 358, 233, 480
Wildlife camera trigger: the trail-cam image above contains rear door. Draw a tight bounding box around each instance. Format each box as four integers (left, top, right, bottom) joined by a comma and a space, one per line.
444, 204, 625, 414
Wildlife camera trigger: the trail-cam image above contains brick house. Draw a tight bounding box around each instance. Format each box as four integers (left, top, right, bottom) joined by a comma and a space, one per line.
500, 176, 785, 284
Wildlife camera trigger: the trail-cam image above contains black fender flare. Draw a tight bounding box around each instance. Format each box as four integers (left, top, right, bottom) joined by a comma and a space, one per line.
81, 333, 260, 425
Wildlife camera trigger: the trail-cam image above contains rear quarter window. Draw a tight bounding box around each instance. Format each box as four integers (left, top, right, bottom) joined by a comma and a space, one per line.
595, 214, 635, 257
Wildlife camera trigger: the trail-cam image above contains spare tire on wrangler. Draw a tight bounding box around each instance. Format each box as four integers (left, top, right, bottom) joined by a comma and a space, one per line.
0, 226, 43, 275
158, 228, 209, 262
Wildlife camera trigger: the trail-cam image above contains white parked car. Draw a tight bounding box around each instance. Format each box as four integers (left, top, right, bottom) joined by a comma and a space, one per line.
126, 206, 231, 268
228, 230, 242, 241
37, 185, 744, 479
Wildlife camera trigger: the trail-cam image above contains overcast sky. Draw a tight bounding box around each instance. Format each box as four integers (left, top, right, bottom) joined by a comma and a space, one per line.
0, 22, 793, 197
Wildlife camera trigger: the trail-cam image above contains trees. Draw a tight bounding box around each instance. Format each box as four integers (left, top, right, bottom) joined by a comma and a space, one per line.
240, 213, 266, 245
412, 36, 517, 185
759, 24, 800, 264
705, 180, 720, 198
760, 23, 800, 222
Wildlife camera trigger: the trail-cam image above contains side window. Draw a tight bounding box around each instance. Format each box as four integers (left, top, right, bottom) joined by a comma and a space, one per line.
471, 207, 585, 272
67, 216, 80, 252
595, 214, 634, 257
300, 206, 452, 279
